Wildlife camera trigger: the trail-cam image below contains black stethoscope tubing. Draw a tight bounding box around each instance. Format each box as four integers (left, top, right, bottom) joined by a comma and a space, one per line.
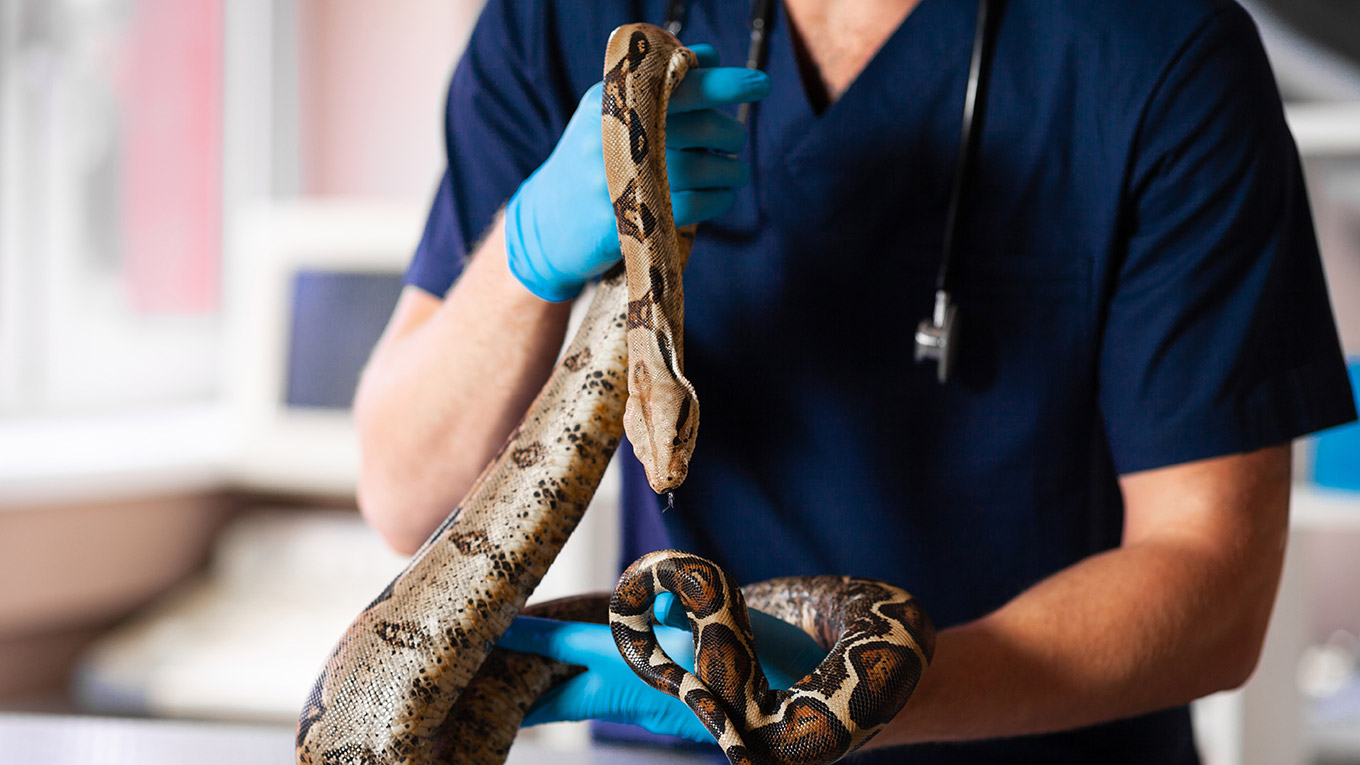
662, 0, 1001, 384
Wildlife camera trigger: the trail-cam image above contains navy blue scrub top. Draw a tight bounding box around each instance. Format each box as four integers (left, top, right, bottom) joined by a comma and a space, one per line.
406, 0, 1357, 761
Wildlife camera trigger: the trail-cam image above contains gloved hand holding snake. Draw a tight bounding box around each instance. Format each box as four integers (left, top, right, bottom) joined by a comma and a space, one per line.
505, 44, 769, 302
295, 24, 934, 765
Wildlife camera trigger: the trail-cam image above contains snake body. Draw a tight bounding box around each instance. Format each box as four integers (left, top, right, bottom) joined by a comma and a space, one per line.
605, 24, 702, 494
614, 551, 933, 764
295, 24, 933, 765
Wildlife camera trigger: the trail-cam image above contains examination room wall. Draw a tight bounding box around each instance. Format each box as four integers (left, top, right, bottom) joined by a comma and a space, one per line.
0, 0, 484, 716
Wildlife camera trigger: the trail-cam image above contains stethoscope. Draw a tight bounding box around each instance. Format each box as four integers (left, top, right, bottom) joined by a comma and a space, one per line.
662, 0, 1002, 385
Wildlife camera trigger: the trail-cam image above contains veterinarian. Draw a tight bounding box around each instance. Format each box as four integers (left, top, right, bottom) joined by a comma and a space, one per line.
353, 0, 1358, 761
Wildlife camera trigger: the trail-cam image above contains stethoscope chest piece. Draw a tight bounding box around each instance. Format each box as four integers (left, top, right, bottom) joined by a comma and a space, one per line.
913, 0, 999, 386
914, 289, 959, 385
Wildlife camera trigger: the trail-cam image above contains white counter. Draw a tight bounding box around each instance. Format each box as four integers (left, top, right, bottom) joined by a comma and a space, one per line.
0, 714, 714, 765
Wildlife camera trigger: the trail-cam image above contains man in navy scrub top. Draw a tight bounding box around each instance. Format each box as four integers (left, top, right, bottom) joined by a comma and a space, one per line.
352, 0, 1358, 762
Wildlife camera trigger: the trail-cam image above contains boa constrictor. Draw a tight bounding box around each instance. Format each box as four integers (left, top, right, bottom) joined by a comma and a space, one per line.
294, 23, 934, 765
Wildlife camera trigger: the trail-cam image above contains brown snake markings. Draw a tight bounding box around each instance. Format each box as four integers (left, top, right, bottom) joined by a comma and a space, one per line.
611, 551, 933, 764
295, 23, 933, 765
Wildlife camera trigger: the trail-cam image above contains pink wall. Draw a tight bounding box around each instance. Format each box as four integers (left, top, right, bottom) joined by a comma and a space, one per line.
120, 0, 224, 313
295, 0, 483, 200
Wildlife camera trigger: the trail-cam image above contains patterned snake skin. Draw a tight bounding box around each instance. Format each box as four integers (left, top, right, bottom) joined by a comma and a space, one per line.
293, 23, 933, 765
613, 551, 933, 764
606, 25, 701, 495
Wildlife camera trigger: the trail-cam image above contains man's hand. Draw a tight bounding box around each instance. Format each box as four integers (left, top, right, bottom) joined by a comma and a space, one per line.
504, 45, 771, 301
498, 592, 827, 740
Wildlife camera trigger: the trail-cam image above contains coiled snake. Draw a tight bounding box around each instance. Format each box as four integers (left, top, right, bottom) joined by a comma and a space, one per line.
295, 23, 934, 765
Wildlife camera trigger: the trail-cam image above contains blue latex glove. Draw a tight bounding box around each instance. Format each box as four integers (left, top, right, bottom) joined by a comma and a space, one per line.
497, 592, 827, 743
505, 45, 771, 301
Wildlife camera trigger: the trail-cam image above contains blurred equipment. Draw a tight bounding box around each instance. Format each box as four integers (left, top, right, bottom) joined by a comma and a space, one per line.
1298, 630, 1360, 764
224, 199, 420, 495
1298, 630, 1360, 712
74, 509, 409, 721
1257, 0, 1360, 71
285, 271, 403, 409
1243, 0, 1360, 102
1313, 360, 1360, 491
71, 481, 622, 724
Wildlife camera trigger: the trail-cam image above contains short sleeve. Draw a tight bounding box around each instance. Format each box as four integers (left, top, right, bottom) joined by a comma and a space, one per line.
1099, 6, 1356, 474
405, 0, 573, 298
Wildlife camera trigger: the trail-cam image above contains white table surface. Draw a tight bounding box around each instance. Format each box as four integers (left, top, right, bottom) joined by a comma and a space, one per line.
0, 714, 716, 765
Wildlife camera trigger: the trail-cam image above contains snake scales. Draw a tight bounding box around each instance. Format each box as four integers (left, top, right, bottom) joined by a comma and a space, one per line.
295, 23, 934, 765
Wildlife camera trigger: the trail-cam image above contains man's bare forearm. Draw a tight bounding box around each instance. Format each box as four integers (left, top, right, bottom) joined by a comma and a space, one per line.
354, 213, 573, 553
866, 446, 1290, 747
870, 538, 1271, 746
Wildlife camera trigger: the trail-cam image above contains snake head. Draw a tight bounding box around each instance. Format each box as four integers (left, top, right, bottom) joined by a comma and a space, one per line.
624, 362, 699, 494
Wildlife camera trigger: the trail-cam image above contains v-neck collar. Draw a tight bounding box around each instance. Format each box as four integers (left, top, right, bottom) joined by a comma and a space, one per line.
750, 0, 976, 173
769, 0, 961, 124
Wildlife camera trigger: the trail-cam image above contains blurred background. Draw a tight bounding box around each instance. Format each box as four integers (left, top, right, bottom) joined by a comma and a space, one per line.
0, 1, 1357, 763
